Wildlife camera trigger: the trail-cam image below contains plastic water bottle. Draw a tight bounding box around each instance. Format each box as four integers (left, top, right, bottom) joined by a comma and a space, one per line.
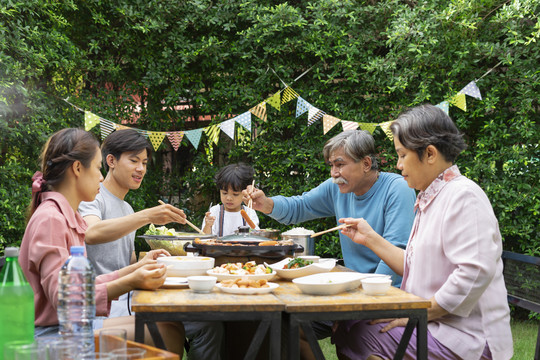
0, 247, 35, 360
57, 246, 96, 355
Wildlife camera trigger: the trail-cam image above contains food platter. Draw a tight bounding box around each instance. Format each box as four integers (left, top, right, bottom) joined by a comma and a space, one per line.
160, 277, 189, 289
216, 282, 279, 295
206, 269, 276, 282
266, 258, 337, 280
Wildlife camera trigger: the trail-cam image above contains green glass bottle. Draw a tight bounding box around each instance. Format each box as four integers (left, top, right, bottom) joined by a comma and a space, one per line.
0, 247, 35, 360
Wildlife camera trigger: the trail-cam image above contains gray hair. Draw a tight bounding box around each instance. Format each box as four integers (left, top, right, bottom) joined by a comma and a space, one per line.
390, 104, 467, 162
323, 130, 379, 170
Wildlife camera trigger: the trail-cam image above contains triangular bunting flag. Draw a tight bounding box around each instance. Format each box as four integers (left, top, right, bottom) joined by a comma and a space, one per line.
135, 128, 149, 138
449, 93, 467, 111
307, 105, 325, 126
99, 118, 115, 140
249, 102, 267, 122
460, 81, 482, 100
219, 119, 235, 140
379, 121, 394, 141
115, 124, 131, 130
435, 101, 450, 114
84, 111, 100, 131
185, 129, 203, 149
235, 111, 251, 132
205, 125, 220, 145
281, 87, 299, 105
341, 120, 359, 132
167, 131, 184, 151
266, 91, 281, 111
322, 114, 340, 134
147, 131, 166, 151
359, 123, 378, 134
296, 97, 309, 118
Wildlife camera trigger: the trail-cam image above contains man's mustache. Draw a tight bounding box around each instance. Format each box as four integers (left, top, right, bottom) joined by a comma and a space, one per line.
332, 177, 348, 185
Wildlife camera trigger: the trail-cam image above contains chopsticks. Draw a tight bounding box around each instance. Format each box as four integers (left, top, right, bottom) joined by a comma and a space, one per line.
158, 200, 205, 234
310, 224, 352, 238
247, 180, 255, 209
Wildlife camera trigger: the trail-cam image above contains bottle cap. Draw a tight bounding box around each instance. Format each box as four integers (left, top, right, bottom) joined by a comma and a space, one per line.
70, 246, 85, 255
4, 247, 19, 257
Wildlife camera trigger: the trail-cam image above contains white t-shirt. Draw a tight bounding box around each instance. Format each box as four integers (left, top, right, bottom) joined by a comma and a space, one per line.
202, 204, 260, 236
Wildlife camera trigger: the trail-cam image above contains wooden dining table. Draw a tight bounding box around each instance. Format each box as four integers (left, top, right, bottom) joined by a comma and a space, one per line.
131, 267, 431, 360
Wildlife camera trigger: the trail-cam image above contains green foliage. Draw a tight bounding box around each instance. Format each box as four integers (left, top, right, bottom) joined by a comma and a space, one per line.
1, 0, 538, 265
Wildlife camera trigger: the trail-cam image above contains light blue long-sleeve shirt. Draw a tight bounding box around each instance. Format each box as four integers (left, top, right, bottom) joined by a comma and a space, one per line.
270, 172, 416, 285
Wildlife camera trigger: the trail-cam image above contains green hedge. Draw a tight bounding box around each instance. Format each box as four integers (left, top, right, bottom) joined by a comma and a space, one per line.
1, 0, 538, 260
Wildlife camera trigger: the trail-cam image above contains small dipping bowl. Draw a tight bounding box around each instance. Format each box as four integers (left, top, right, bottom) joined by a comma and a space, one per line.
361, 277, 392, 295
187, 276, 217, 293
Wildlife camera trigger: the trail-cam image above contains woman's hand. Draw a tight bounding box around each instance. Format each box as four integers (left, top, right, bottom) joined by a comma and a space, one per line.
370, 318, 409, 332
131, 263, 167, 290
339, 217, 377, 246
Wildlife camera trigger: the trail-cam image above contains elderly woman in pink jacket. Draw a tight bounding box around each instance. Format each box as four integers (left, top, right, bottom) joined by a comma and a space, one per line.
334, 105, 513, 360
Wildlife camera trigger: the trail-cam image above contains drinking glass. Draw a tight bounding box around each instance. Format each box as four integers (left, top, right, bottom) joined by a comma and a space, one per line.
15, 344, 47, 360
3, 340, 35, 360
47, 339, 79, 360
98, 328, 127, 353
111, 348, 147, 359
79, 352, 115, 359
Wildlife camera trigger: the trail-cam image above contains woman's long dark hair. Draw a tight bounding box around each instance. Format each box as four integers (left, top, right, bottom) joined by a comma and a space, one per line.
27, 128, 99, 220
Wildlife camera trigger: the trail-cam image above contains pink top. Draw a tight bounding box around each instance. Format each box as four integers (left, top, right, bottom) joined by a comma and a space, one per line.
19, 192, 118, 327
401, 165, 513, 360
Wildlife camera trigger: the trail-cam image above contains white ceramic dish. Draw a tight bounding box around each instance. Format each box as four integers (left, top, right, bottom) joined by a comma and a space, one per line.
161, 277, 189, 289
361, 277, 392, 295
266, 258, 336, 280
187, 276, 217, 293
157, 256, 215, 277
216, 282, 279, 295
206, 269, 276, 282
293, 272, 388, 295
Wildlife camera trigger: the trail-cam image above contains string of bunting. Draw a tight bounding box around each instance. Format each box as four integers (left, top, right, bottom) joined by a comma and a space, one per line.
67, 64, 497, 151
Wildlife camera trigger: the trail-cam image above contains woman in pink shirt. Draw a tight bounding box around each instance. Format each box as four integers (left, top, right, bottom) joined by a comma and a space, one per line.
18, 128, 184, 354
334, 105, 512, 360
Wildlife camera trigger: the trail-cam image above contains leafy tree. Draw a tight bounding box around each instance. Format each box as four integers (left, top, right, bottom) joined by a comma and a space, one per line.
1, 0, 538, 260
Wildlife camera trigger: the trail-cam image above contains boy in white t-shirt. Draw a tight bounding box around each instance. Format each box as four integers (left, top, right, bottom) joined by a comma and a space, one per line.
202, 163, 259, 236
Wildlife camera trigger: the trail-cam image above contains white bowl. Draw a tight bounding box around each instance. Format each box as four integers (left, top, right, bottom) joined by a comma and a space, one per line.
157, 256, 215, 277
293, 272, 364, 295
187, 276, 217, 293
267, 258, 336, 280
361, 277, 392, 295
298, 255, 320, 263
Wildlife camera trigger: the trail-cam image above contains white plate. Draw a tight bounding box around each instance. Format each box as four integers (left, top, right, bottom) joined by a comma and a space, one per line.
161, 277, 189, 289
216, 282, 279, 295
293, 272, 388, 295
266, 258, 336, 280
206, 269, 276, 282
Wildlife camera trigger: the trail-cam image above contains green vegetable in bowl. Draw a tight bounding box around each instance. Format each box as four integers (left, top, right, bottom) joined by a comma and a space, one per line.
145, 224, 179, 236
284, 258, 314, 269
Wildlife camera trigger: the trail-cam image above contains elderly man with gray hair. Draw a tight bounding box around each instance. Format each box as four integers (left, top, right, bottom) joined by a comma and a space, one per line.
245, 130, 416, 354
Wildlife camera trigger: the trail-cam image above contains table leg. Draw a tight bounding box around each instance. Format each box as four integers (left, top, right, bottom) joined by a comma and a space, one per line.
394, 318, 416, 360
269, 313, 281, 360
287, 314, 300, 360
300, 321, 325, 360
135, 315, 145, 344
244, 319, 270, 360
416, 311, 428, 360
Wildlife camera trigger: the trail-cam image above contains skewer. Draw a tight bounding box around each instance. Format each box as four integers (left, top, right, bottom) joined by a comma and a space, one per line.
310, 224, 352, 238
158, 200, 205, 234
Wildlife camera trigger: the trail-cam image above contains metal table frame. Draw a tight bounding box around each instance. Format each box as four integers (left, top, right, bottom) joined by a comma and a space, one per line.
284, 308, 428, 360
134, 310, 282, 360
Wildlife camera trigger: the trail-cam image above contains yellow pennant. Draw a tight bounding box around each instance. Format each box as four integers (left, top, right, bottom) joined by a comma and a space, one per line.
449, 92, 467, 111
249, 102, 267, 122
281, 87, 299, 105
84, 111, 100, 131
322, 114, 340, 134
266, 91, 281, 111
379, 121, 394, 141
205, 125, 220, 145
147, 131, 166, 151
359, 123, 378, 134
115, 124, 131, 130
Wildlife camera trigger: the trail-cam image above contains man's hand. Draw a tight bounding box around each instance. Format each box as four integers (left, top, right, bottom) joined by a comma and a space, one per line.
242, 186, 274, 214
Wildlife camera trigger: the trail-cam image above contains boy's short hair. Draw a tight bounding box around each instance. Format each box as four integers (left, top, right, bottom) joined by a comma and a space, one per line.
101, 129, 153, 171
215, 163, 254, 192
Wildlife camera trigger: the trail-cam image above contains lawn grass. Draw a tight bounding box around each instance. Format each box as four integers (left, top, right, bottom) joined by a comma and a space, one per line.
318, 319, 538, 360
